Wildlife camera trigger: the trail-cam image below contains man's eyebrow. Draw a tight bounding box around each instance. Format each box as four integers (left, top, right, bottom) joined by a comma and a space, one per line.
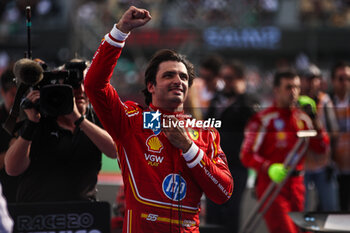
162, 71, 176, 75
179, 71, 188, 76
162, 70, 188, 76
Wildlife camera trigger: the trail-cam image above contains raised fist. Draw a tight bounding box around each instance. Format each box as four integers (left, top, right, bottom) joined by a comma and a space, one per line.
116, 6, 151, 33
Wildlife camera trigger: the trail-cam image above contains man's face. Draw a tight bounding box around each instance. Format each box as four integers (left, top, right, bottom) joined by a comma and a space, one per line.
221, 66, 245, 94
0, 86, 17, 112
73, 83, 88, 115
199, 67, 215, 83
301, 76, 321, 97
275, 76, 301, 108
332, 66, 350, 97
148, 61, 189, 110
310, 77, 321, 96
300, 77, 311, 95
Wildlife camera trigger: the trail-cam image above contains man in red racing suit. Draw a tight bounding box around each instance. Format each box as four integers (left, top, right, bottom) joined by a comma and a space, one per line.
85, 6, 233, 233
240, 70, 329, 233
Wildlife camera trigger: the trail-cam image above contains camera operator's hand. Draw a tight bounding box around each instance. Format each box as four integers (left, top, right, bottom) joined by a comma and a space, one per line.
65, 97, 82, 124
24, 90, 41, 123
58, 97, 84, 133
116, 6, 151, 33
62, 96, 118, 158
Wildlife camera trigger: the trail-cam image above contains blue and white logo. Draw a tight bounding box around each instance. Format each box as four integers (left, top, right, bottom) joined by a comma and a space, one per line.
162, 174, 187, 201
274, 119, 285, 131
143, 110, 161, 135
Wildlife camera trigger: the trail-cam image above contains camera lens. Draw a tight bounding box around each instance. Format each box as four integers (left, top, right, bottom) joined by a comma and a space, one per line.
40, 84, 74, 116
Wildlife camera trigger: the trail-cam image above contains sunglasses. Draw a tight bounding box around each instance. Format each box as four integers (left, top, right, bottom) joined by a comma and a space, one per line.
336, 75, 350, 82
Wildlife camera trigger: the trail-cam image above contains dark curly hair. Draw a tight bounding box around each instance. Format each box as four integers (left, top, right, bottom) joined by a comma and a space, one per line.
331, 61, 350, 80
273, 69, 298, 87
0, 68, 16, 92
142, 49, 195, 106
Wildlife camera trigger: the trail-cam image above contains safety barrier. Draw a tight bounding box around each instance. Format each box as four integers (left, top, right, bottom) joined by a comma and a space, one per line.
8, 201, 111, 233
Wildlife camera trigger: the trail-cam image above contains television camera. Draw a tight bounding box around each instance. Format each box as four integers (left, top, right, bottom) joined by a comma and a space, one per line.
14, 58, 87, 117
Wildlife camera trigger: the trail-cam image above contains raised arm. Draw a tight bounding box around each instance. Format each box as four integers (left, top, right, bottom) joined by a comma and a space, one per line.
5, 90, 40, 176
5, 137, 31, 176
66, 98, 118, 159
84, 6, 151, 141
240, 115, 270, 172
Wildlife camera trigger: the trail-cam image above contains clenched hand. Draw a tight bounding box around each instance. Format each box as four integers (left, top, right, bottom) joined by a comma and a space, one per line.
162, 116, 193, 153
116, 6, 152, 33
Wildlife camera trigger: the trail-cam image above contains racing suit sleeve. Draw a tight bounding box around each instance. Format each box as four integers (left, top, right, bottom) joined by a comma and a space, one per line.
240, 113, 330, 172
308, 127, 330, 154
240, 115, 270, 173
182, 129, 234, 204
300, 111, 330, 155
85, 25, 136, 141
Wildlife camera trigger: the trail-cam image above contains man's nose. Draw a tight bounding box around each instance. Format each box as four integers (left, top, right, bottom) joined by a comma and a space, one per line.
172, 74, 182, 84
292, 87, 300, 96
74, 83, 84, 93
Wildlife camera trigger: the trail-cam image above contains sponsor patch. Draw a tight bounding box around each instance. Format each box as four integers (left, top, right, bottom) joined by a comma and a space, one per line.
122, 104, 139, 117
143, 110, 161, 135
188, 128, 199, 141
144, 153, 164, 167
146, 135, 163, 153
276, 132, 286, 140
276, 132, 287, 148
297, 119, 304, 130
162, 174, 187, 201
274, 119, 285, 130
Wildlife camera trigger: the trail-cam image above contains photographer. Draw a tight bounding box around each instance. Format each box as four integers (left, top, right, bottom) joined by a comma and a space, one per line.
0, 68, 19, 203
4, 61, 117, 203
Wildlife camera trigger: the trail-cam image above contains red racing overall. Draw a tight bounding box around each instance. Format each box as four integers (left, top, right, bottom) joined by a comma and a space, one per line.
241, 106, 329, 233
85, 25, 233, 233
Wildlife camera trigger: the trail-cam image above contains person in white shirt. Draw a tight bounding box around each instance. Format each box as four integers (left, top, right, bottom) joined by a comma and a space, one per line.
0, 183, 13, 233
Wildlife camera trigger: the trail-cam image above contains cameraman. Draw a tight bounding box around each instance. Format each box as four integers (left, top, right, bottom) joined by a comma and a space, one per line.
4, 62, 117, 203
0, 68, 19, 203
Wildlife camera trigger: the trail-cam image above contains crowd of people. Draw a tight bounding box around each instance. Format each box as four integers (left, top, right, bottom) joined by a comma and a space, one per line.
0, 5, 350, 233
193, 56, 350, 233
190, 51, 350, 232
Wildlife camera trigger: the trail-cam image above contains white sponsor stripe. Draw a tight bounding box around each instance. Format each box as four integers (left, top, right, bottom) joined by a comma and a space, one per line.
182, 142, 199, 162
187, 149, 204, 168
104, 25, 130, 47
126, 112, 139, 117
110, 24, 130, 41
104, 33, 125, 47
297, 130, 317, 138
299, 113, 314, 129
252, 112, 278, 162
252, 112, 278, 153
252, 130, 266, 153
127, 210, 130, 233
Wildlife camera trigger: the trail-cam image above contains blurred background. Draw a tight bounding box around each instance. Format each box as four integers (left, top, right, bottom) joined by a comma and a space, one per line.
1, 0, 350, 231
1, 0, 350, 104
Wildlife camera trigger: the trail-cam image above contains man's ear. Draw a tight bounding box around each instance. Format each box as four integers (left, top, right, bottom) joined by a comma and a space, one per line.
147, 82, 155, 94
273, 86, 278, 96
